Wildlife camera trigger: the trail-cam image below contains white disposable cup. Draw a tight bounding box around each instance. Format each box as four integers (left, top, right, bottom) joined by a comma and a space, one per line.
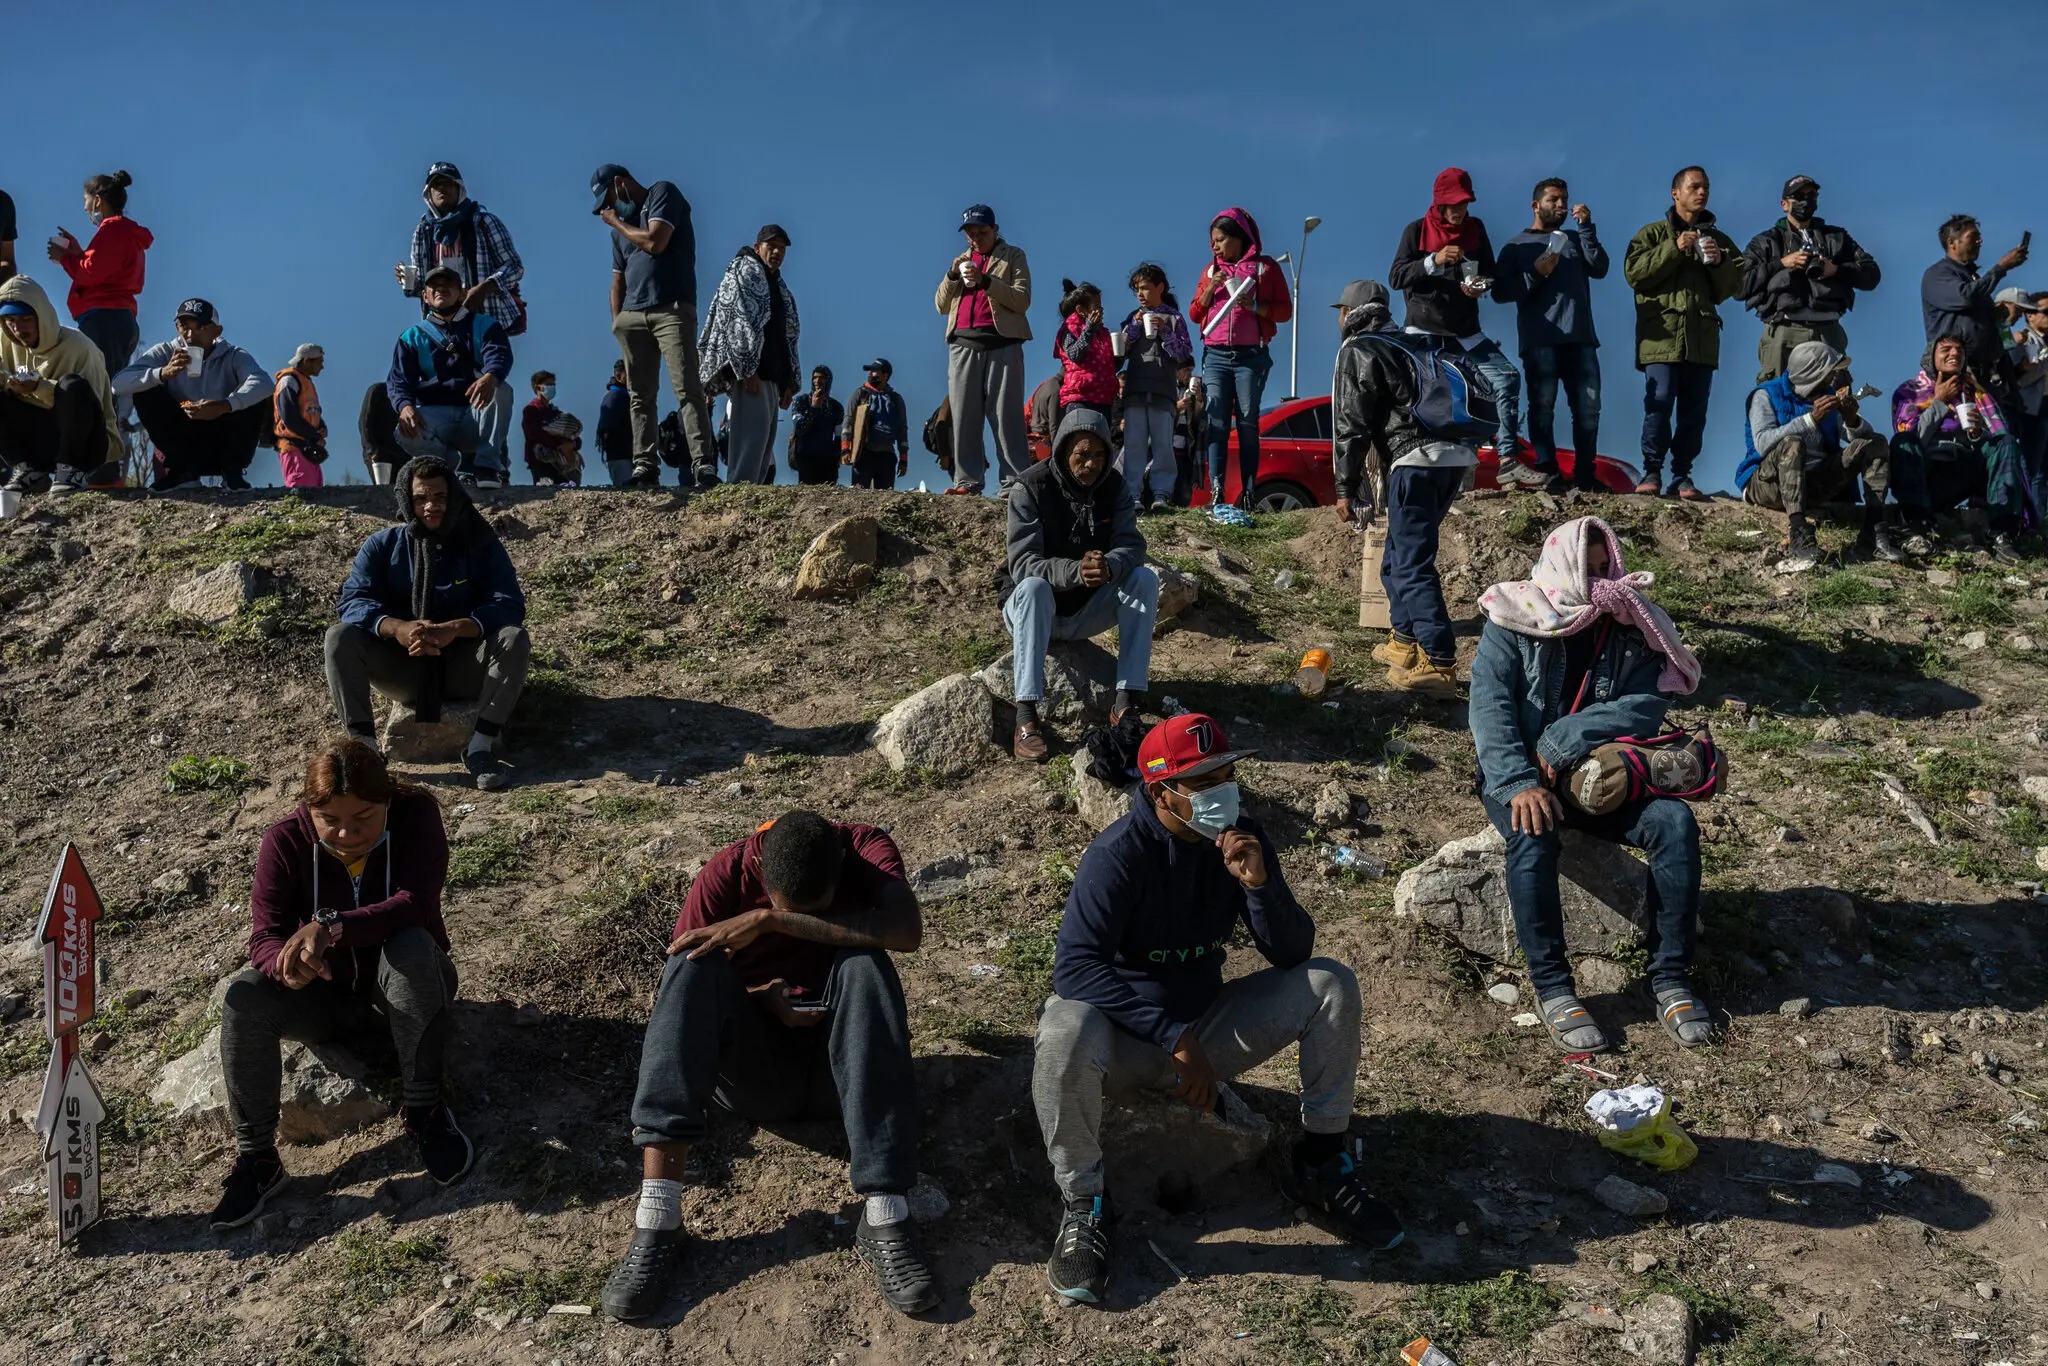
1143, 312, 1159, 338
1461, 259, 1480, 282
400, 264, 420, 292
1548, 231, 1569, 254
1956, 402, 1980, 434
1110, 329, 1127, 358
183, 344, 204, 380
371, 461, 395, 485
47, 234, 65, 252
0, 489, 18, 518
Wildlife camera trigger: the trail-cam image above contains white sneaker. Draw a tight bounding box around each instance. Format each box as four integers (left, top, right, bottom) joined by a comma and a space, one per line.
474, 475, 505, 491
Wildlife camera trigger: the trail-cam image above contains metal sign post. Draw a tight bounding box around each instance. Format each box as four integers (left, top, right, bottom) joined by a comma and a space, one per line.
34, 844, 105, 1246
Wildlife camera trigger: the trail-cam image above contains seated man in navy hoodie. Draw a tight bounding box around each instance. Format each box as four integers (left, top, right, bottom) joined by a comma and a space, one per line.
387, 264, 515, 489
325, 456, 529, 790
1030, 713, 1398, 1305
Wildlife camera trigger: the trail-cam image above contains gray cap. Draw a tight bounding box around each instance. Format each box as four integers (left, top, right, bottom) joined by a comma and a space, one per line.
1995, 286, 2042, 311
1333, 278, 1390, 310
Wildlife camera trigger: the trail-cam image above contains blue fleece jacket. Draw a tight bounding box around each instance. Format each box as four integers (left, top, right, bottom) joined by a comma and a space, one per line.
1052, 793, 1313, 1049
336, 525, 525, 637
1493, 223, 1609, 352
385, 309, 513, 415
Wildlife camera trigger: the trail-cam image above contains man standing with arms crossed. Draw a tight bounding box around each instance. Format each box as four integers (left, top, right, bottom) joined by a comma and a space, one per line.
593, 164, 716, 488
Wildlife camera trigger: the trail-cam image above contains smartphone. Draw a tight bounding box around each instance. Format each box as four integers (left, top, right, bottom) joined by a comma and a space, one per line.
2023, 231, 2033, 253
787, 990, 829, 1014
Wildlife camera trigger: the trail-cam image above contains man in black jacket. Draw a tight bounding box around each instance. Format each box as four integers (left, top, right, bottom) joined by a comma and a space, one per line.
1388, 168, 1524, 486
1922, 214, 2031, 390
1331, 279, 1473, 699
1001, 408, 1158, 760
844, 359, 910, 489
785, 365, 843, 485
1741, 176, 1882, 381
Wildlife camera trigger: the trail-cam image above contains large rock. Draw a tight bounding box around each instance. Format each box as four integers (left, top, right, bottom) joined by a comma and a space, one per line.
872, 674, 999, 776
1621, 1294, 1696, 1366
1072, 768, 1134, 830
1394, 827, 1649, 965
380, 700, 481, 762
909, 853, 1000, 902
169, 561, 276, 624
153, 1027, 386, 1143
791, 515, 879, 600
1152, 561, 1200, 621
977, 640, 1116, 723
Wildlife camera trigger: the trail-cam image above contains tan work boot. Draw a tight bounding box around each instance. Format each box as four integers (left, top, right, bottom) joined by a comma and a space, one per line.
1387, 655, 1460, 697
1371, 637, 1421, 669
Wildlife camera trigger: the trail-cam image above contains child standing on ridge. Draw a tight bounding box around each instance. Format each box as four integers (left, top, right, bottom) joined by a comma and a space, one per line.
1120, 264, 1193, 509
1055, 280, 1119, 425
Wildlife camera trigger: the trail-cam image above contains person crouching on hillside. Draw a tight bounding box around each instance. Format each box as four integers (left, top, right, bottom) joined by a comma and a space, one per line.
209, 739, 469, 1230
1000, 408, 1158, 761
1469, 516, 1710, 1054
325, 457, 529, 790
1736, 341, 1896, 572
1030, 713, 1401, 1306
600, 812, 937, 1321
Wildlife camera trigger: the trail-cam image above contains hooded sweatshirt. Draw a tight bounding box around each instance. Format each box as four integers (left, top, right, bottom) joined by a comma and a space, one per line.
58, 215, 152, 318
336, 457, 525, 636
1737, 341, 1874, 488
1388, 169, 1500, 340
1187, 208, 1293, 349
1000, 408, 1145, 616
0, 275, 122, 463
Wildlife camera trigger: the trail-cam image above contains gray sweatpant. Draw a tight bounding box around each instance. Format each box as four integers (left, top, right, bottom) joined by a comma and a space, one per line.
613, 302, 716, 482
946, 340, 1029, 492
1030, 958, 1362, 1200
725, 384, 780, 485
218, 927, 457, 1152
1121, 395, 1176, 492
323, 621, 531, 743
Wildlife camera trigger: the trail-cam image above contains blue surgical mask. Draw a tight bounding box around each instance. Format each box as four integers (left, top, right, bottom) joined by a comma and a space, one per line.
540, 384, 557, 402
1175, 781, 1241, 839
614, 197, 634, 218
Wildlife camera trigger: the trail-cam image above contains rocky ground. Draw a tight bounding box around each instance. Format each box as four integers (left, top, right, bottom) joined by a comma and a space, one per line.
0, 481, 2045, 1366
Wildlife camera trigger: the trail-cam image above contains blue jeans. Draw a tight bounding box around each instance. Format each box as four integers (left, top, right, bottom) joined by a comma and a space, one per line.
1523, 344, 1602, 480
1466, 338, 1522, 460
396, 385, 514, 479
1639, 361, 1714, 481
75, 308, 140, 375
1481, 793, 1701, 1000
1202, 344, 1272, 502
1003, 567, 1159, 703
1382, 463, 1465, 664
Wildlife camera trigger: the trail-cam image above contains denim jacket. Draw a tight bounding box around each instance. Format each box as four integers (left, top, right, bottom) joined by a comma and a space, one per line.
1469, 619, 1671, 806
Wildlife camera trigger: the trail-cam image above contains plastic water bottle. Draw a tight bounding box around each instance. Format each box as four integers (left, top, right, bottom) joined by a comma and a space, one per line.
1293, 647, 1333, 699
917, 479, 929, 493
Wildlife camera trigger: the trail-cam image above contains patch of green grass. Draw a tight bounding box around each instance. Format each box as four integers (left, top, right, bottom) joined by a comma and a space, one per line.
133, 1316, 236, 1365
100, 1092, 174, 1148
1640, 1272, 1815, 1366
446, 825, 526, 888
0, 1028, 49, 1081
497, 1135, 609, 1209
2004, 804, 2048, 846
474, 1262, 608, 1317
511, 788, 568, 815
147, 497, 337, 570
1914, 746, 2007, 806
1948, 574, 2014, 627
524, 660, 587, 712
330, 1223, 445, 1308
591, 792, 665, 824
157, 1005, 219, 1062
163, 754, 250, 795
854, 762, 961, 794
1233, 1271, 1558, 1365
691, 481, 799, 520
1808, 571, 1888, 613
278, 1330, 367, 1366
1410, 1272, 1561, 1348
1500, 501, 1545, 543
937, 626, 1006, 673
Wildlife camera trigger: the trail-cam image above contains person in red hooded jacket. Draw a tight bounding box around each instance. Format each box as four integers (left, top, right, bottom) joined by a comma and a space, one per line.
47, 169, 153, 378
1187, 207, 1292, 513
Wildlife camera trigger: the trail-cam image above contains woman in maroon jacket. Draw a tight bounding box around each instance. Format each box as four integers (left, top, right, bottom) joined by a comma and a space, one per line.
209, 738, 470, 1231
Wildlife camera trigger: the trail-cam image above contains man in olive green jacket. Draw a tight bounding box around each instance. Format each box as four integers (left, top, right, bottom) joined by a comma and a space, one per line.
935, 204, 1032, 496
1623, 167, 1744, 499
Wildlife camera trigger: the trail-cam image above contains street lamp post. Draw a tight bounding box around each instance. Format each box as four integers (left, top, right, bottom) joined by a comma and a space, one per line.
1288, 216, 1321, 399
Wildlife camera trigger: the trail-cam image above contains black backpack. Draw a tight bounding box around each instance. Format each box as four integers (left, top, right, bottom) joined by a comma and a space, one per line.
656, 411, 686, 469
1351, 331, 1500, 445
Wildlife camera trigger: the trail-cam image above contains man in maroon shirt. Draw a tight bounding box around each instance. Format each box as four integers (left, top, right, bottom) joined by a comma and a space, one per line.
600, 811, 937, 1321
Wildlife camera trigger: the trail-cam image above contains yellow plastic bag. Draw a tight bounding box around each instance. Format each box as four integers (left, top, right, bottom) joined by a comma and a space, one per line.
1594, 1095, 1698, 1172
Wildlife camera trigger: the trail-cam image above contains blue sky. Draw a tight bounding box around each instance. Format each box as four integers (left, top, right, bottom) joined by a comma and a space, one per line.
12, 0, 2047, 493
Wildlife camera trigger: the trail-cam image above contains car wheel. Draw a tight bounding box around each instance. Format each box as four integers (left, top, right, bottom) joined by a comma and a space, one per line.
1250, 480, 1315, 512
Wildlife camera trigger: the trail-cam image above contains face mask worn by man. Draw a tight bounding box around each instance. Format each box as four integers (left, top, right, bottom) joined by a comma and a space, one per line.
540, 384, 557, 402
614, 197, 634, 218
1175, 781, 1241, 838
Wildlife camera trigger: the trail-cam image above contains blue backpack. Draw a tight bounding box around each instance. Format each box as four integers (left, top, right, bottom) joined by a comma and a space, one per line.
1353, 331, 1500, 444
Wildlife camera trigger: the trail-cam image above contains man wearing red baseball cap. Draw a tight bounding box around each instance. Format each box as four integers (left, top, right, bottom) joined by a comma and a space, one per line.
1029, 713, 1399, 1304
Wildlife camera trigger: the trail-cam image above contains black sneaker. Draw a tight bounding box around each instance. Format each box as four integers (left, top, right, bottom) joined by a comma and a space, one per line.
1992, 531, 2023, 564
5, 466, 51, 494
600, 1225, 688, 1320
855, 1211, 939, 1314
1282, 1143, 1405, 1250
221, 471, 253, 491
210, 1149, 286, 1230
1045, 1193, 1113, 1304
403, 1105, 474, 1185
49, 466, 87, 497
1780, 519, 1821, 574
463, 748, 508, 792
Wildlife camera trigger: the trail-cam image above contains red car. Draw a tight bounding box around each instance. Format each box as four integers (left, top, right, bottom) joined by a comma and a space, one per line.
1187, 395, 1642, 511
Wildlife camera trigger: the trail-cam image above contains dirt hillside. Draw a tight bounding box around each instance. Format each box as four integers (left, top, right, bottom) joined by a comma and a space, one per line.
1, 481, 2045, 1366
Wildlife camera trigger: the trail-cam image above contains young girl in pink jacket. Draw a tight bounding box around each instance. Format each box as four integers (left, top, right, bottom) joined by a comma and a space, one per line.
1054, 279, 1119, 423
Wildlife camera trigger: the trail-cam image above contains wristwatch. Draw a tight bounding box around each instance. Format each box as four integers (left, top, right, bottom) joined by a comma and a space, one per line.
313, 907, 342, 937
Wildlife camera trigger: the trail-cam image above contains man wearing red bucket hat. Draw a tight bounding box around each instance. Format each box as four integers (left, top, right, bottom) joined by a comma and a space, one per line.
1029, 713, 1400, 1304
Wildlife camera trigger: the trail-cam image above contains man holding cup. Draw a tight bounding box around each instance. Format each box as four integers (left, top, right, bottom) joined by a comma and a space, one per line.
385, 265, 516, 490
1740, 176, 1881, 382
936, 204, 1033, 495
114, 298, 273, 491
1622, 167, 1744, 499
397, 163, 525, 337
0, 274, 121, 497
